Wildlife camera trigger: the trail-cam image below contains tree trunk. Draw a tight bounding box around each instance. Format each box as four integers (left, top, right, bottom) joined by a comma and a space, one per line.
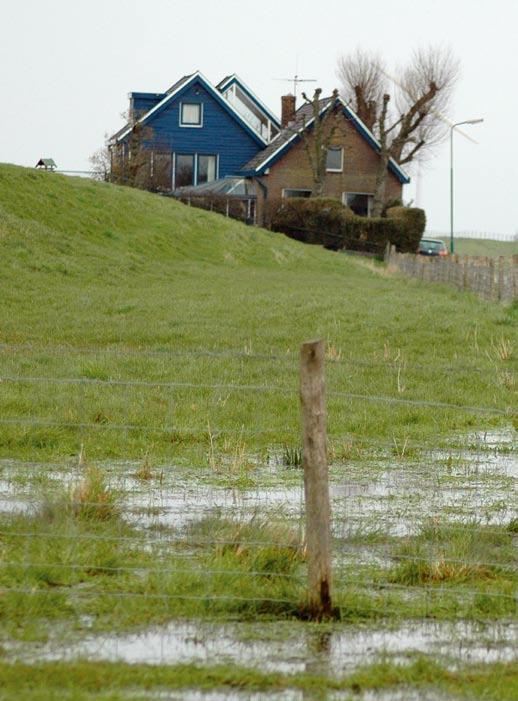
371, 151, 389, 217
312, 179, 324, 197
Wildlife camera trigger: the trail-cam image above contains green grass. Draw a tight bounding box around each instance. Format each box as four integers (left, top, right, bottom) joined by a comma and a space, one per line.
0, 164, 515, 463
439, 236, 518, 257
0, 658, 517, 701
0, 164, 516, 698
1, 494, 515, 640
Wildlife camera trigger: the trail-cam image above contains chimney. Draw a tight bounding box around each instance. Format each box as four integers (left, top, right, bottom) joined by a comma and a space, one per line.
281, 94, 296, 127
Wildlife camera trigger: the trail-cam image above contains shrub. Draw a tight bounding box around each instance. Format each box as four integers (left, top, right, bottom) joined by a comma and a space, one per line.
386, 206, 426, 252
267, 197, 352, 250
267, 197, 425, 254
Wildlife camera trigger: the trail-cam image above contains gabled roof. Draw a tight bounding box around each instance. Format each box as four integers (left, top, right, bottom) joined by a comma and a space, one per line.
111, 71, 269, 147
35, 158, 57, 168
216, 73, 281, 128
240, 96, 410, 185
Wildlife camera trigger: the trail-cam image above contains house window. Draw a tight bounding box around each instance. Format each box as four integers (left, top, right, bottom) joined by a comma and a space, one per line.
175, 154, 195, 187
180, 102, 203, 127
326, 147, 343, 172
282, 188, 312, 198
197, 155, 217, 184
343, 192, 373, 217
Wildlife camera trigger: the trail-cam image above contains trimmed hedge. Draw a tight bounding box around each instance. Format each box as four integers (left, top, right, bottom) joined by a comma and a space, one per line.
267, 198, 425, 254
386, 206, 426, 251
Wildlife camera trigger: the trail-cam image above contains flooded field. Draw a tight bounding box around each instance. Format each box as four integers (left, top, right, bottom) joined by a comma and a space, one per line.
8, 619, 516, 672
0, 428, 516, 699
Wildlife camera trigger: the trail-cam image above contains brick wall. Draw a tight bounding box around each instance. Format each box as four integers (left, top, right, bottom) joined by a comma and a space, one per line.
254, 113, 404, 224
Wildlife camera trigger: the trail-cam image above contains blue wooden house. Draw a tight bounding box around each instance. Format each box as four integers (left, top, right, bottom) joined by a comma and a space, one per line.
109, 72, 281, 191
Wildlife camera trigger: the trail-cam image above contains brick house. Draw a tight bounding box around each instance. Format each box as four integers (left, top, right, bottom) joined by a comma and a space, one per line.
239, 94, 410, 225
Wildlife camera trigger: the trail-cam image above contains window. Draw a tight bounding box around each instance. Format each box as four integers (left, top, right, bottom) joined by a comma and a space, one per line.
326, 147, 343, 172
175, 154, 195, 187
180, 103, 202, 127
197, 155, 217, 184
343, 192, 373, 217
282, 188, 312, 198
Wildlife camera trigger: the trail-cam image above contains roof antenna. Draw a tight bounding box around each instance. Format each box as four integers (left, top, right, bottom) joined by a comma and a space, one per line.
274, 57, 317, 98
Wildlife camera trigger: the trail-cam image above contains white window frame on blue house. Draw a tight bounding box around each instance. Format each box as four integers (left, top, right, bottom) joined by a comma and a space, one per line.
173, 152, 219, 189
179, 102, 203, 127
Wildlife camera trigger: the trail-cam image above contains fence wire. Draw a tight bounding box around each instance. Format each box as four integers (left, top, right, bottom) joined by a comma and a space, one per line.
0, 343, 515, 672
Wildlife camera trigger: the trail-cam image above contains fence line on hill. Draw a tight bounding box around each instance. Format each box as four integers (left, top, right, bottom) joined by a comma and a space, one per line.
385, 246, 518, 302
0, 341, 505, 375
427, 230, 516, 242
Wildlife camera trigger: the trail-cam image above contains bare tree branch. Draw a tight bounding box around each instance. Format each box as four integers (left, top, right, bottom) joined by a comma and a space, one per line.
337, 45, 459, 212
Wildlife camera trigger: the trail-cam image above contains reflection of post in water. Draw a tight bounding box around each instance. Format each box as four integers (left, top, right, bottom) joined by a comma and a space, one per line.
303, 628, 332, 691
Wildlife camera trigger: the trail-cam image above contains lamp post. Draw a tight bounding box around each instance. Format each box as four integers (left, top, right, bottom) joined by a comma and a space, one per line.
450, 119, 483, 254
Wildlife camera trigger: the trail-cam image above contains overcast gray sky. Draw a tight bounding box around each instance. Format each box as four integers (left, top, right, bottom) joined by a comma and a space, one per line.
2, 0, 517, 237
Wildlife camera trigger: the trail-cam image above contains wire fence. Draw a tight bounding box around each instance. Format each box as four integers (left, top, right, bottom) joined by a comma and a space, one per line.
0, 340, 516, 668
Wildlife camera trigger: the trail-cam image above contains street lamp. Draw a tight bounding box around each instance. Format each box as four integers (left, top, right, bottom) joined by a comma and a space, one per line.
450, 119, 484, 254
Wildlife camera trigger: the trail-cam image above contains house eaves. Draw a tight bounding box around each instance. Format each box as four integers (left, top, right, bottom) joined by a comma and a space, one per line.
113, 71, 269, 147
241, 96, 410, 185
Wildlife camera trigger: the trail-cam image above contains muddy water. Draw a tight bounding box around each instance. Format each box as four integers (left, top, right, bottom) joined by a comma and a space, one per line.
14, 620, 517, 674
0, 430, 516, 539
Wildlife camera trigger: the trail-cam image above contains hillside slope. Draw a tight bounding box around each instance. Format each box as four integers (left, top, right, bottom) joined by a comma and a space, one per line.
0, 163, 515, 459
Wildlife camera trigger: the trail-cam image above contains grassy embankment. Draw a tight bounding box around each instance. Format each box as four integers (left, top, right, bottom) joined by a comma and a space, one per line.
439, 236, 517, 257
0, 164, 515, 464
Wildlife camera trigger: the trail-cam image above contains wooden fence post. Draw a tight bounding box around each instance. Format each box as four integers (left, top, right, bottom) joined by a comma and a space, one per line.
489, 258, 495, 300
498, 256, 505, 301
300, 340, 333, 620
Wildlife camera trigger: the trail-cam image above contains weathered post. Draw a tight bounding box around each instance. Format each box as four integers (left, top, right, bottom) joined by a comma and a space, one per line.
300, 340, 333, 620
498, 256, 505, 301
489, 258, 495, 300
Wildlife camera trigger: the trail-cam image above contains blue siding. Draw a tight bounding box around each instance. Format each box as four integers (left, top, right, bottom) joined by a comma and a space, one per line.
130, 92, 165, 116
128, 79, 264, 184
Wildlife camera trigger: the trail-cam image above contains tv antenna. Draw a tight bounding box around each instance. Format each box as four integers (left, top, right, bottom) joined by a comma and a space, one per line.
274, 75, 317, 97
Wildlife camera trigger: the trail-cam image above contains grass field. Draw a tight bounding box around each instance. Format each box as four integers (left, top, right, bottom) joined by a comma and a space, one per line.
438, 236, 518, 257
0, 164, 516, 699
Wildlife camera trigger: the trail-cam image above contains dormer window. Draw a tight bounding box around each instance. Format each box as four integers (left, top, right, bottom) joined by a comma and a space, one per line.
180, 102, 203, 127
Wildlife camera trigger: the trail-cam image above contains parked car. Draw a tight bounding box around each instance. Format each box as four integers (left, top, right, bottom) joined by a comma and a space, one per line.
418, 238, 448, 257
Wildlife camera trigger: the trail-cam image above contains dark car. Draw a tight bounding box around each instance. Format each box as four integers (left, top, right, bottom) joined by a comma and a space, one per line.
418, 238, 448, 257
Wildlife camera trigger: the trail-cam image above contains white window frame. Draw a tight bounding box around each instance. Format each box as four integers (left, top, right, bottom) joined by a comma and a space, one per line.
174, 153, 196, 188
179, 102, 203, 128
326, 146, 344, 173
197, 154, 218, 184
282, 188, 312, 198
342, 192, 374, 217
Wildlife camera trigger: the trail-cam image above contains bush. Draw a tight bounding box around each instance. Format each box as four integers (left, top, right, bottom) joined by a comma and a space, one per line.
267, 197, 425, 254
267, 197, 353, 250
386, 206, 426, 252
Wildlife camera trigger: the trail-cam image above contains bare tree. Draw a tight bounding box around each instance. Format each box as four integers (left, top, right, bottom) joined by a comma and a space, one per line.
337, 46, 460, 215
89, 136, 111, 182
298, 88, 344, 197
90, 110, 158, 190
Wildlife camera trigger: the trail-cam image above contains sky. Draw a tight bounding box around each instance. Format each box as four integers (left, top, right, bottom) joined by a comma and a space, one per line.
1, 0, 517, 238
